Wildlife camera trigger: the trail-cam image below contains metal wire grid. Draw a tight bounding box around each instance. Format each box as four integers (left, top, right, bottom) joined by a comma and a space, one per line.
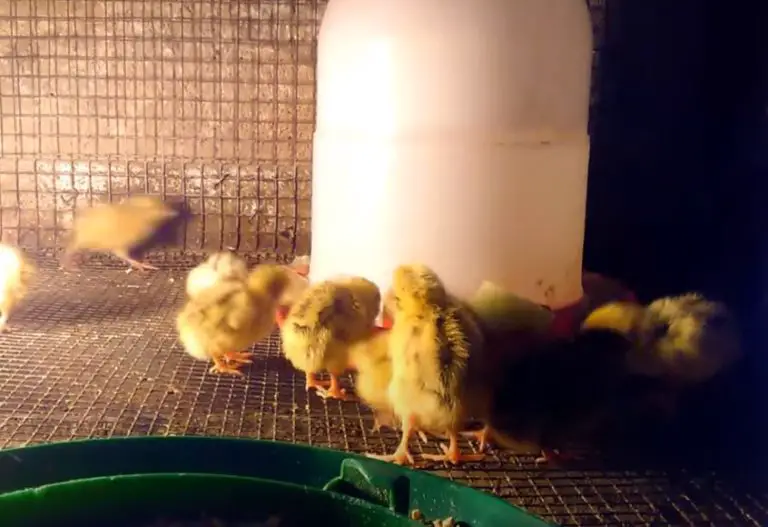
0, 258, 764, 527
0, 0, 319, 253
0, 0, 608, 255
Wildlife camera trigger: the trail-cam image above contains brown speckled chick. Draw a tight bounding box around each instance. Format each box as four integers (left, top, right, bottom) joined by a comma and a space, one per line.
176, 264, 291, 376
61, 195, 186, 271
582, 293, 742, 417
367, 263, 486, 466
585, 293, 742, 385
280, 276, 381, 401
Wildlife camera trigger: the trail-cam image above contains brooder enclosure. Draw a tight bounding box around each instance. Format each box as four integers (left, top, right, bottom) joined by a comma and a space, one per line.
0, 1, 765, 526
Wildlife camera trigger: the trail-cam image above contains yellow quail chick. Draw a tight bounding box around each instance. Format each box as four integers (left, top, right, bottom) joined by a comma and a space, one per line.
0, 243, 36, 332
584, 295, 742, 381
62, 195, 187, 271
186, 251, 249, 299
583, 293, 742, 416
352, 300, 432, 444
280, 276, 381, 400
176, 264, 291, 376
278, 265, 311, 309
349, 327, 397, 432
367, 263, 486, 466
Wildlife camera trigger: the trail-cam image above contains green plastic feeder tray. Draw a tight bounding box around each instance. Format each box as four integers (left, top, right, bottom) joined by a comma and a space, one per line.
0, 437, 554, 527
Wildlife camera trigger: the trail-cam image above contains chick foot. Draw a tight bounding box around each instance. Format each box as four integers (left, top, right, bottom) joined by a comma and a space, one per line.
114, 250, 158, 272
366, 416, 420, 466
314, 374, 352, 401
371, 418, 385, 434
366, 442, 416, 466
209, 356, 246, 376
222, 351, 254, 365
125, 259, 158, 272
305, 372, 330, 391
422, 434, 485, 465
460, 426, 493, 451
535, 448, 578, 466
371, 412, 396, 434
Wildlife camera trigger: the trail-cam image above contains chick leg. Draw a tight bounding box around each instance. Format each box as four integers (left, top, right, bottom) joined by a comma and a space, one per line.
422, 432, 486, 465
535, 448, 578, 466
314, 373, 352, 401
460, 426, 494, 451
222, 351, 254, 365
0, 312, 8, 333
305, 372, 331, 391
60, 248, 79, 270
112, 249, 158, 271
208, 356, 246, 376
366, 415, 416, 466
371, 412, 394, 433
371, 415, 386, 434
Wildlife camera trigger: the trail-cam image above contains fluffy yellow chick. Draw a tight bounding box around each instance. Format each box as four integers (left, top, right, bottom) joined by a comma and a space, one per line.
185, 251, 249, 299
176, 264, 291, 376
348, 327, 395, 431
62, 195, 186, 271
582, 293, 742, 420
583, 293, 742, 385
0, 243, 36, 332
280, 276, 381, 400
278, 266, 310, 309
367, 263, 486, 466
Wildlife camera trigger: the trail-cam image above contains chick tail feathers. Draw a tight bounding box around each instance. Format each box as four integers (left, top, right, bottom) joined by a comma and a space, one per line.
129, 200, 190, 256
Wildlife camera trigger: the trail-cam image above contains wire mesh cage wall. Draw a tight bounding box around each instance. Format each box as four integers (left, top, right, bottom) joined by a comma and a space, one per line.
1, 3, 767, 526
0, 0, 608, 259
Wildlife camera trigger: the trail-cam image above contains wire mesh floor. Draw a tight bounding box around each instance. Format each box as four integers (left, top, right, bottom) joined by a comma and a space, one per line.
0, 255, 766, 526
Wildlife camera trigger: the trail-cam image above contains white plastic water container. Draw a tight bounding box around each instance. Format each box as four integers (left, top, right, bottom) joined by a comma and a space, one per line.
310, 0, 594, 308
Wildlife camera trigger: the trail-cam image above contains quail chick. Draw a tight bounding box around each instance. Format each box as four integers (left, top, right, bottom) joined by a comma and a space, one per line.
349, 327, 396, 431
367, 263, 486, 466
0, 243, 36, 333
280, 276, 381, 400
62, 195, 187, 271
186, 251, 249, 299
176, 264, 291, 376
460, 281, 556, 451
583, 293, 742, 417
486, 326, 663, 465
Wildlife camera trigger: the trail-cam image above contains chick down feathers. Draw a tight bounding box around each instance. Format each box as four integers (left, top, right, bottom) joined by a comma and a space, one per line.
186, 251, 249, 299
0, 244, 36, 331
387, 263, 485, 435
62, 195, 185, 268
583, 293, 741, 385
281, 276, 382, 378
176, 264, 291, 365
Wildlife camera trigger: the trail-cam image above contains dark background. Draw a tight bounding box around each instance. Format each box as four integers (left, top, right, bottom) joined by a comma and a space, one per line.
584, 0, 766, 477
